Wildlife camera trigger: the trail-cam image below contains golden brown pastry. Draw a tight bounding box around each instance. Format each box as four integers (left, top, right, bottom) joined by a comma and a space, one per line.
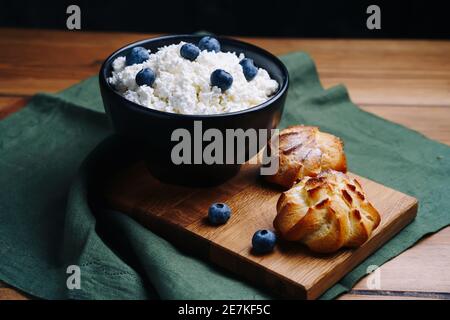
274, 170, 381, 253
266, 126, 347, 189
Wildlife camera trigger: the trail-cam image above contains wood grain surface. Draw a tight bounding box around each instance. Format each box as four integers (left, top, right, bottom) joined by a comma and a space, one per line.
103, 162, 417, 299
0, 28, 449, 300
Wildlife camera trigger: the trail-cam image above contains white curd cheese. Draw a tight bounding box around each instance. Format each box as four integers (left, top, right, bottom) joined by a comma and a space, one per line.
108, 42, 279, 115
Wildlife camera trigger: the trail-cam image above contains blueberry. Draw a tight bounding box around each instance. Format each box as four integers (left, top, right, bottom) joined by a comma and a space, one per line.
135, 68, 156, 86
180, 43, 200, 61
210, 69, 233, 92
252, 230, 277, 254
198, 36, 221, 52
239, 58, 258, 81
208, 203, 231, 225
126, 46, 150, 66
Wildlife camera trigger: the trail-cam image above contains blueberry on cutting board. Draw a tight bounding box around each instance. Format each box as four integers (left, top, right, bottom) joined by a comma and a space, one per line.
208, 203, 231, 225
126, 46, 150, 66
210, 69, 233, 92
198, 36, 221, 52
180, 43, 200, 61
252, 230, 277, 254
135, 68, 156, 86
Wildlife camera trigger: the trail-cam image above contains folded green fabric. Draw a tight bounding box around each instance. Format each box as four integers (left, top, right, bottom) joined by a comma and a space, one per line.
1, 52, 449, 300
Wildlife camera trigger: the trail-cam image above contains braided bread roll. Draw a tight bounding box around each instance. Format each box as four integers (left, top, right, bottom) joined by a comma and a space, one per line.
266, 126, 347, 189
274, 170, 381, 253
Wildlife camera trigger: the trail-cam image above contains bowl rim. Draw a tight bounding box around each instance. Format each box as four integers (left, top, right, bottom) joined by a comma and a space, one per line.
99, 34, 289, 119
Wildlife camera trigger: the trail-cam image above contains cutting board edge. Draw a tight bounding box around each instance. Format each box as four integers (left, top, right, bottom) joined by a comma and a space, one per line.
308, 198, 418, 299
209, 240, 308, 299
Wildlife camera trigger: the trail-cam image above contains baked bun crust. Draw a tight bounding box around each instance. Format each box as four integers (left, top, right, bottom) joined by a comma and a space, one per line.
274, 170, 381, 253
266, 126, 347, 189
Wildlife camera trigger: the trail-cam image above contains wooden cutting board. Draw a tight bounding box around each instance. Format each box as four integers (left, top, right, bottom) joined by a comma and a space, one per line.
103, 161, 418, 299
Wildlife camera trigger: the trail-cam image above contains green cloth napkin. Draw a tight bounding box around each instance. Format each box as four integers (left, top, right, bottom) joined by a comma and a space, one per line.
1, 52, 449, 300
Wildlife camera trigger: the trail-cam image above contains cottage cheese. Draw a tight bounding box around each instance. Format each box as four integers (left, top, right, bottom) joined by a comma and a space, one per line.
108, 42, 279, 115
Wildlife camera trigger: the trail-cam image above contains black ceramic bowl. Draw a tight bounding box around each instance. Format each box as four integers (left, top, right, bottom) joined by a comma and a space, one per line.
99, 35, 289, 186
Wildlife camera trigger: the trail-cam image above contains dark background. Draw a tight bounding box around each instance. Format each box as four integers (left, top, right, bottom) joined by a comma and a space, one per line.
1, 0, 449, 38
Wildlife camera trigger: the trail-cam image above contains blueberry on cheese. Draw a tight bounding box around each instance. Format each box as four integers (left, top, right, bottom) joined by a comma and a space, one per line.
180, 43, 200, 61
239, 58, 258, 81
135, 68, 155, 86
210, 69, 233, 92
126, 47, 150, 66
198, 36, 221, 52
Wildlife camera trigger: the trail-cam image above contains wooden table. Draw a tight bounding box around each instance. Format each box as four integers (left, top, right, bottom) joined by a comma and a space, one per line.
0, 28, 449, 300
